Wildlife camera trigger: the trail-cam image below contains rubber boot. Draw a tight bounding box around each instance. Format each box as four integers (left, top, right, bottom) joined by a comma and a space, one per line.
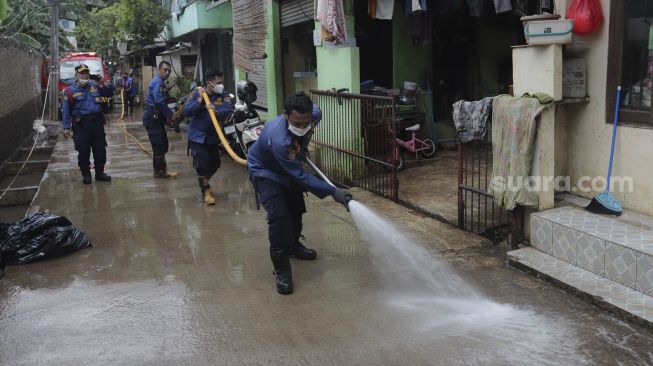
162, 155, 179, 178
198, 176, 216, 205
153, 155, 178, 179
270, 253, 293, 295
290, 241, 317, 261
81, 169, 92, 185
95, 165, 111, 182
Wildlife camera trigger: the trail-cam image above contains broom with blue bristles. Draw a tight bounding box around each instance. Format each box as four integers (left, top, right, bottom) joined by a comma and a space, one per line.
586, 86, 623, 216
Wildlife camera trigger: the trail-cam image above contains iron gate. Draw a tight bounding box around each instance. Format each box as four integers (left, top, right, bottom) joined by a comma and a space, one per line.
309, 90, 399, 202
458, 136, 523, 247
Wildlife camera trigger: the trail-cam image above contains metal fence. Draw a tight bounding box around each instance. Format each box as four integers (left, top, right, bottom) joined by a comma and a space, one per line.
310, 90, 399, 201
457, 137, 523, 247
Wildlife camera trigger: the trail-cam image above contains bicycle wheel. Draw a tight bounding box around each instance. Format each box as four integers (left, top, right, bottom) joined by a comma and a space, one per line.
394, 155, 404, 171
389, 146, 405, 171
421, 138, 437, 157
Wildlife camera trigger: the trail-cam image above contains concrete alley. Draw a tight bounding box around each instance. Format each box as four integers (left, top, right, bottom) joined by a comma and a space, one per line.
1, 112, 652, 365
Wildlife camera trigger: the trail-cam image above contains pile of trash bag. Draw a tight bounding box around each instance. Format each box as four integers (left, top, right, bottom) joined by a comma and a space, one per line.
0, 212, 92, 277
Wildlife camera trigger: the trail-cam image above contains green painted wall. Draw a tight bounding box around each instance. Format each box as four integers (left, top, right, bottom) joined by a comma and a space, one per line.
265, 0, 283, 117
198, 2, 232, 28
391, 3, 432, 89
167, 1, 233, 40
316, 47, 360, 92
313, 4, 364, 173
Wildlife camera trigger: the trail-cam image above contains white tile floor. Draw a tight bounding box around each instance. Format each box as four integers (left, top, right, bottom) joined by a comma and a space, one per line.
532, 207, 653, 294
509, 247, 653, 324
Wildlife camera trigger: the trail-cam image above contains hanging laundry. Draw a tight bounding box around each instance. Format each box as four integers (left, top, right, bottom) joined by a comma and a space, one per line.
317, 0, 347, 45
493, 0, 512, 14
404, 0, 427, 14
467, 0, 483, 17
452, 97, 493, 143
370, 0, 394, 20
368, 0, 377, 18
488, 94, 552, 210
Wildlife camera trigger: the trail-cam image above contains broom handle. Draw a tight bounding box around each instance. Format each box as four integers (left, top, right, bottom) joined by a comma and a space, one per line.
607, 85, 622, 191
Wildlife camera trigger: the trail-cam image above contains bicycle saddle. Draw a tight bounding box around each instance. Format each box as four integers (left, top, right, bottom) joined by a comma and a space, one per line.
405, 124, 420, 132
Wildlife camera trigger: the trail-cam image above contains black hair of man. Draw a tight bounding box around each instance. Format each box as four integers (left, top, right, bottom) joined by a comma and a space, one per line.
203, 70, 224, 85
283, 91, 313, 115
158, 60, 171, 69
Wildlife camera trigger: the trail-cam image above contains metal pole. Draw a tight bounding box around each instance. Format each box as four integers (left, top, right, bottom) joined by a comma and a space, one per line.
305, 157, 336, 188
48, 0, 59, 121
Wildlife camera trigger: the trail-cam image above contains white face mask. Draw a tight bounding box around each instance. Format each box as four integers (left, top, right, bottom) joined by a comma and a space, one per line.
78, 78, 90, 86
288, 123, 312, 137
209, 82, 224, 95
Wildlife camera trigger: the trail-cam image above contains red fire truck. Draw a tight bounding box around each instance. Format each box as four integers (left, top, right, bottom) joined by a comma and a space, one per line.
58, 52, 110, 91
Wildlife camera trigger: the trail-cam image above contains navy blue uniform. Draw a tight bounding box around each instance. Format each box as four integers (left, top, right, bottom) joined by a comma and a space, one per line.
122, 76, 136, 114
182, 88, 233, 177
247, 115, 335, 255
143, 75, 173, 156
62, 80, 108, 172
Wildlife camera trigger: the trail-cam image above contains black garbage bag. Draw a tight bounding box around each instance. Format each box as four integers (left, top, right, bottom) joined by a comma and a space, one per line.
0, 212, 92, 265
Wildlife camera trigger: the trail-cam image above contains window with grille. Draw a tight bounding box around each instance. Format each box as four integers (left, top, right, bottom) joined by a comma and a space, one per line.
607, 0, 653, 126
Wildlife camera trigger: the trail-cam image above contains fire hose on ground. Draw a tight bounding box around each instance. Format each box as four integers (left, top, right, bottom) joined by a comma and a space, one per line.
116, 88, 152, 156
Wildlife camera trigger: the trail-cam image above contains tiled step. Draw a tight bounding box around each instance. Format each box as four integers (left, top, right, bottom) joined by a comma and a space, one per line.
508, 247, 653, 327
531, 206, 653, 295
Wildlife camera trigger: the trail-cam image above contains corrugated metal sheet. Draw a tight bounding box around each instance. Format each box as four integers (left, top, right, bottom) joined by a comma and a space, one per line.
232, 0, 266, 72
248, 58, 267, 109
280, 0, 314, 28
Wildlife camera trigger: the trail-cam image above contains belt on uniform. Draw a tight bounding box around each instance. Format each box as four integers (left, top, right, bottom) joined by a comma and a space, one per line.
78, 113, 103, 121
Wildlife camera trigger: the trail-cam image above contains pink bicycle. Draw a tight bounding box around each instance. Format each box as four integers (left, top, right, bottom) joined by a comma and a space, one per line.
392, 124, 436, 170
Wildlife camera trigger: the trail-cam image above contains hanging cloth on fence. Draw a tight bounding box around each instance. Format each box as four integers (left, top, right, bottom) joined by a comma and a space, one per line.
487, 94, 552, 210
452, 97, 493, 143
493, 0, 512, 14
369, 0, 394, 19
317, 0, 347, 45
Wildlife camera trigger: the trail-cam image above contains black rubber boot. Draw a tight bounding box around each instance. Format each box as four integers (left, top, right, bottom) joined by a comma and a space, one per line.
270, 253, 293, 295
95, 166, 111, 182
81, 169, 92, 185
290, 242, 317, 261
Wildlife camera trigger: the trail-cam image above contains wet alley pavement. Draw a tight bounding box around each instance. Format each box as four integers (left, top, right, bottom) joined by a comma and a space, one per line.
1, 112, 653, 365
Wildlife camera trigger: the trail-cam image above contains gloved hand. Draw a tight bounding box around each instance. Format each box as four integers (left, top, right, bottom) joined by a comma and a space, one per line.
63, 129, 72, 139
332, 188, 353, 211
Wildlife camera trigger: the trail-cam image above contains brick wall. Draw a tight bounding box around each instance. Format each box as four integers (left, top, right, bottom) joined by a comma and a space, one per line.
0, 38, 42, 164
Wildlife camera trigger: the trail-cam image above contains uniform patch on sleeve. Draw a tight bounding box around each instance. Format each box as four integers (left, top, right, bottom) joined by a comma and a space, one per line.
214, 98, 222, 106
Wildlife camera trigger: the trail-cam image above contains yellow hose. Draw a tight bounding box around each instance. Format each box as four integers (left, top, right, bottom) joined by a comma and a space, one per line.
200, 91, 247, 166
117, 88, 152, 156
